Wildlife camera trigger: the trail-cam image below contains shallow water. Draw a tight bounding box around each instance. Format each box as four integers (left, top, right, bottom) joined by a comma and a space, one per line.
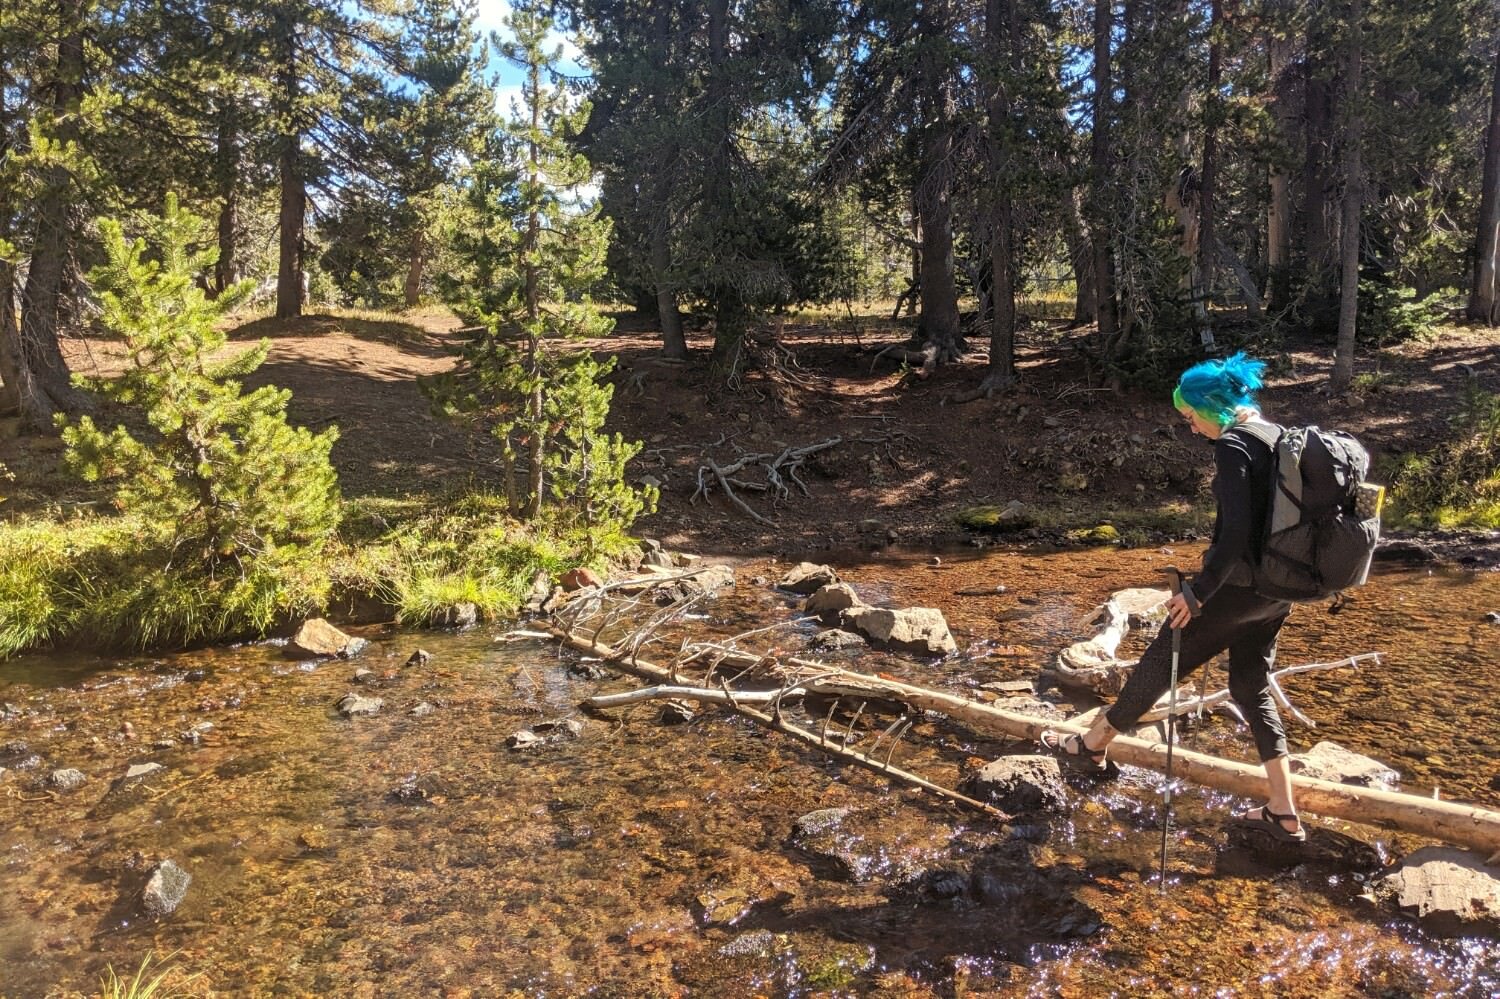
1, 545, 1498, 997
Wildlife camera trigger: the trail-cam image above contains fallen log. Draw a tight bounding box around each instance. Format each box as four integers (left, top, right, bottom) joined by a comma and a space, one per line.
548, 625, 1500, 857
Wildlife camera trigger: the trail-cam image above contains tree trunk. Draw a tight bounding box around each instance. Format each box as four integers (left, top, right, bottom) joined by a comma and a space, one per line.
14, 13, 90, 431
651, 7, 688, 359
275, 20, 305, 320
1062, 185, 1096, 325
915, 162, 964, 363
1331, 0, 1362, 392
1301, 11, 1339, 332
1090, 0, 1120, 346
1266, 26, 1296, 313
0, 262, 21, 415
651, 215, 687, 358
403, 228, 425, 308
1197, 0, 1223, 314
212, 99, 242, 298
1468, 33, 1500, 324
705, 0, 747, 379
524, 55, 545, 520
983, 0, 1019, 389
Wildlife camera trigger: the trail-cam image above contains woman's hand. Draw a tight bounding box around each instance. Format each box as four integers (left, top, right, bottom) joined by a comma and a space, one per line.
1165, 591, 1193, 630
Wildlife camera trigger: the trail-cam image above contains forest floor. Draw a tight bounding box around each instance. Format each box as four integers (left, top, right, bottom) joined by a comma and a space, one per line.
5, 302, 1499, 565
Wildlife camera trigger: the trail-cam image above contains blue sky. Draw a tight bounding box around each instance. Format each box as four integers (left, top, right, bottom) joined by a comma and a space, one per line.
472, 0, 587, 114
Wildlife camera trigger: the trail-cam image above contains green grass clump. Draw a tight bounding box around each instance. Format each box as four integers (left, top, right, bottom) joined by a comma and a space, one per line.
98, 951, 200, 999
1386, 383, 1500, 530
0, 515, 329, 657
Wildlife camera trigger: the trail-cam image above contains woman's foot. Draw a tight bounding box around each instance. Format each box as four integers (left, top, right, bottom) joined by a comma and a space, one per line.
1038, 730, 1115, 778
1233, 804, 1307, 843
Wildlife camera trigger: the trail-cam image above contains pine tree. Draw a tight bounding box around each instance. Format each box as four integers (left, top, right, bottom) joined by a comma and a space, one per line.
434, 1, 653, 534
59, 195, 341, 565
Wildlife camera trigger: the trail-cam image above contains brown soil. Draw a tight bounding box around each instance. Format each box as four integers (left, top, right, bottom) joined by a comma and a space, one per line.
5, 306, 1499, 564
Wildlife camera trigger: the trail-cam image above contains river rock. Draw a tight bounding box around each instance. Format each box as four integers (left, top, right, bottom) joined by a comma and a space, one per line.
777, 562, 840, 595
289, 619, 367, 659
653, 564, 735, 604
429, 602, 478, 628
532, 718, 584, 739
809, 629, 866, 652
1374, 538, 1437, 564
521, 569, 553, 614
351, 667, 377, 684
1372, 847, 1500, 936
1225, 823, 1382, 871
117, 762, 165, 786
1289, 741, 1400, 788
506, 729, 545, 750
336, 693, 383, 718
1487, 611, 1500, 625
803, 583, 863, 619
48, 768, 86, 792
960, 756, 1068, 814
409, 702, 436, 717
1111, 587, 1170, 628
404, 649, 431, 668
843, 606, 957, 655
140, 859, 191, 917
642, 549, 675, 569
561, 567, 604, 591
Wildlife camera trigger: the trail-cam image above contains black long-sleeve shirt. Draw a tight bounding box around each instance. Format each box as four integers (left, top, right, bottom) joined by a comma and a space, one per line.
1191, 424, 1276, 606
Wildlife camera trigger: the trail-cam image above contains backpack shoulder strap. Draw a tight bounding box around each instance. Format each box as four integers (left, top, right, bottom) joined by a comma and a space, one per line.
1229, 419, 1282, 449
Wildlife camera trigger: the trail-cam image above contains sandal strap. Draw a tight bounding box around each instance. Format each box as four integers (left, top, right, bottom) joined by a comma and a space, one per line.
1069, 733, 1106, 762
1259, 805, 1300, 826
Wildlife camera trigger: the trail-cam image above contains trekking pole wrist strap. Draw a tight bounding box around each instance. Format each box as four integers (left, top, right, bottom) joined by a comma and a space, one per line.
1180, 581, 1202, 617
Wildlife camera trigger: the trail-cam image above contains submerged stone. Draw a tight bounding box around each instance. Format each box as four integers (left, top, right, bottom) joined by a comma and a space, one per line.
140, 859, 191, 917
336, 693, 383, 718
960, 756, 1068, 814
1290, 741, 1400, 788
48, 768, 86, 792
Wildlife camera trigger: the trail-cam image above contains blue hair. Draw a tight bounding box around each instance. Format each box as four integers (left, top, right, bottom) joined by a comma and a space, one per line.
1173, 352, 1266, 426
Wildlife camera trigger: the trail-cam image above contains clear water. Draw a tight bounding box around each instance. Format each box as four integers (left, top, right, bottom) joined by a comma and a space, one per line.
1, 545, 1497, 997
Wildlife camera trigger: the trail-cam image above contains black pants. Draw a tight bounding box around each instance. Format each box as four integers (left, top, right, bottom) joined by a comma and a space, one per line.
1105, 585, 1293, 762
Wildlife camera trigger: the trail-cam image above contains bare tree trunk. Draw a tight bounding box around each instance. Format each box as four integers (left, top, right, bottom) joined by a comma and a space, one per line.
524, 55, 545, 520
1062, 187, 1096, 324
649, 8, 688, 359
212, 99, 242, 298
982, 0, 1019, 390
1332, 0, 1362, 392
403, 228, 425, 308
1469, 33, 1500, 325
1197, 0, 1223, 314
0, 263, 21, 415
1266, 25, 1296, 313
651, 214, 687, 358
275, 18, 305, 320
915, 161, 964, 362
14, 12, 90, 431
1301, 10, 1339, 332
1091, 0, 1120, 346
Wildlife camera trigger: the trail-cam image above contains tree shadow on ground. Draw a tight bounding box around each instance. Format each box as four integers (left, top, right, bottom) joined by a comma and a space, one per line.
230, 313, 455, 360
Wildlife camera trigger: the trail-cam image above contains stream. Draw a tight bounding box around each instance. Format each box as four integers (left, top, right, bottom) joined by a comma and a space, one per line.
1, 543, 1498, 997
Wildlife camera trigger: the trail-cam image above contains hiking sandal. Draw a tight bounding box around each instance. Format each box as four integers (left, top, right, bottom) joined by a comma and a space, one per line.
1232, 804, 1308, 843
1038, 730, 1116, 778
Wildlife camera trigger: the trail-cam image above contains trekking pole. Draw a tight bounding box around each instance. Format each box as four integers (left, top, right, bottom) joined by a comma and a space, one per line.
1159, 566, 1184, 892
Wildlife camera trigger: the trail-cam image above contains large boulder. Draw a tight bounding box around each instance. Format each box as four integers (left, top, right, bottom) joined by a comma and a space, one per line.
960, 756, 1068, 814
1289, 741, 1400, 789
1372, 847, 1500, 937
289, 619, 367, 659
802, 583, 863, 619
843, 606, 957, 655
777, 562, 840, 595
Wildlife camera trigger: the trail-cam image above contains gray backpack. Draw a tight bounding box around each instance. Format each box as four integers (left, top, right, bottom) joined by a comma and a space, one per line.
1237, 421, 1382, 602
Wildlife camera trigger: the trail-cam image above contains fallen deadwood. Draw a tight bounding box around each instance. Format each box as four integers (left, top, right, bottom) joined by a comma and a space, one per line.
690, 438, 843, 525
549, 625, 1500, 856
